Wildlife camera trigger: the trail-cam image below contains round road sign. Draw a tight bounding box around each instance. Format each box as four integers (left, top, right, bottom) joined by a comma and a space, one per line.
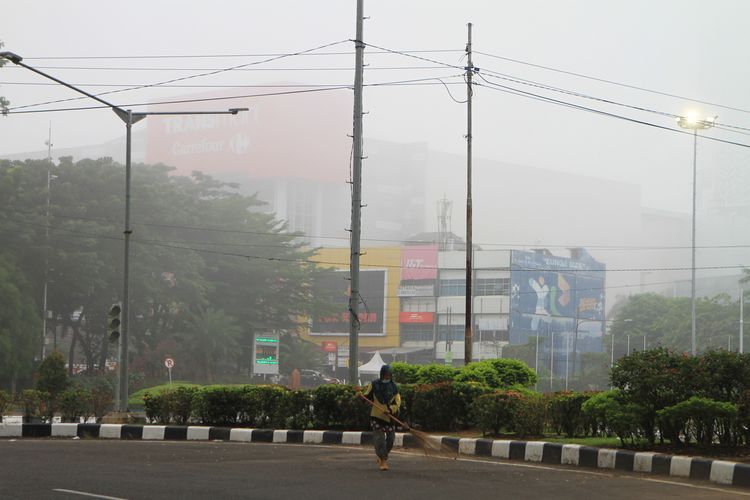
164, 358, 175, 369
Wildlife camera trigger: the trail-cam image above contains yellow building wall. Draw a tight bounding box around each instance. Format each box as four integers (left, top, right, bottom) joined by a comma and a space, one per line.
301, 246, 401, 350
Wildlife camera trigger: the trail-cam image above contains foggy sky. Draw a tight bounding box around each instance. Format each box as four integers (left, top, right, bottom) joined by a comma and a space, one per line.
1, 0, 749, 217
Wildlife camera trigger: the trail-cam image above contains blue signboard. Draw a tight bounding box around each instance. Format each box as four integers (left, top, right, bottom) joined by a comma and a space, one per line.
510, 250, 605, 373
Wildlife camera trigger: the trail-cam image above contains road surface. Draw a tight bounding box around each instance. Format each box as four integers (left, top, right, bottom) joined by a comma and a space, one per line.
0, 440, 747, 499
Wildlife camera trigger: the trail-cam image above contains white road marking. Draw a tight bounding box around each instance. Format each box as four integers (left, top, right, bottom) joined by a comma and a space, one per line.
52, 488, 128, 500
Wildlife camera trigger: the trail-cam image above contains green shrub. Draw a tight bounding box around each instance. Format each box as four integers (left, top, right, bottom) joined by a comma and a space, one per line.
0, 390, 12, 422
59, 389, 93, 423
471, 390, 523, 436
36, 351, 69, 398
390, 362, 420, 384
582, 390, 641, 445
193, 386, 243, 426
311, 384, 369, 430
547, 391, 591, 438
510, 392, 546, 438
658, 397, 738, 446
20, 389, 46, 421
410, 383, 464, 431
456, 359, 537, 389
90, 386, 113, 422
239, 385, 288, 428
281, 390, 313, 430
416, 365, 460, 384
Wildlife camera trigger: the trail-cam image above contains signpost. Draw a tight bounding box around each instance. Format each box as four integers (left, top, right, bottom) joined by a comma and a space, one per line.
164, 357, 175, 386
253, 333, 280, 375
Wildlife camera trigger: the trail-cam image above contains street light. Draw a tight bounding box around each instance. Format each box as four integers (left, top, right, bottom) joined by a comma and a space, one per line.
677, 112, 717, 356
1, 51, 248, 413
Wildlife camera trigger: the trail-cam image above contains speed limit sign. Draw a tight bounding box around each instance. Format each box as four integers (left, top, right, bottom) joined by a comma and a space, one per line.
164, 358, 175, 369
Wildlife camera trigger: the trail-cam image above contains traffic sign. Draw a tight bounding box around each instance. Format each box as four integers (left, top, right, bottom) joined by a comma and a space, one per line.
164, 358, 175, 369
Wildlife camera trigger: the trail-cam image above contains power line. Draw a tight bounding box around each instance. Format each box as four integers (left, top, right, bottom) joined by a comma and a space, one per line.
6, 39, 353, 112
473, 50, 750, 116
4, 76, 467, 115
0, 80, 466, 89
474, 75, 750, 149
21, 49, 464, 60
3, 219, 747, 273
5, 209, 750, 252
4, 65, 450, 72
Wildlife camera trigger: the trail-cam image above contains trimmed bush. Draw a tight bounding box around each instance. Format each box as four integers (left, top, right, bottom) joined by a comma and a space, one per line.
410, 382, 464, 431
60, 389, 94, 423
658, 397, 738, 447
510, 392, 546, 438
281, 390, 313, 430
390, 362, 420, 384
547, 391, 591, 438
471, 390, 522, 436
0, 390, 12, 422
456, 359, 538, 389
582, 390, 641, 445
20, 389, 46, 422
36, 351, 69, 398
311, 384, 370, 430
239, 385, 288, 428
193, 386, 244, 426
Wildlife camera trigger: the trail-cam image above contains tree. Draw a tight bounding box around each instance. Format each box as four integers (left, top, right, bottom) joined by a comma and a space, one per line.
0, 253, 40, 392
279, 332, 326, 375
178, 308, 241, 382
610, 292, 741, 354
0, 156, 328, 385
36, 351, 69, 397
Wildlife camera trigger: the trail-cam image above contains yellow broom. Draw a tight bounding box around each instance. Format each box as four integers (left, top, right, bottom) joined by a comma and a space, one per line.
357, 393, 456, 458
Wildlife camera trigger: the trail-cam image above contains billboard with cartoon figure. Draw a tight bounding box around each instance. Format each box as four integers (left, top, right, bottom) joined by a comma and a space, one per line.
510, 250, 605, 372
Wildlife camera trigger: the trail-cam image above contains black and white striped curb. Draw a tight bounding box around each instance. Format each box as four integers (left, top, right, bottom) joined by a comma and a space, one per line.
2, 424, 748, 489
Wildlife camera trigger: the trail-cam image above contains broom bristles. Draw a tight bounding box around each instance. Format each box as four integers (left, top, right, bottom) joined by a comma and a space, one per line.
407, 428, 458, 458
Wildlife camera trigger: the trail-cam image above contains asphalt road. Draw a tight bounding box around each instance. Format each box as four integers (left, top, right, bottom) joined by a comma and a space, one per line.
1, 440, 748, 500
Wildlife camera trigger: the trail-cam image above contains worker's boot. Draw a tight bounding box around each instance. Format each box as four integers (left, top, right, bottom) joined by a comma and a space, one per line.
378, 457, 387, 470
382, 458, 389, 471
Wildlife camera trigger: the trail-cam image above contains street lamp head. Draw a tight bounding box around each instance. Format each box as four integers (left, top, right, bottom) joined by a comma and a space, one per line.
0, 51, 23, 64
228, 107, 249, 115
676, 112, 717, 130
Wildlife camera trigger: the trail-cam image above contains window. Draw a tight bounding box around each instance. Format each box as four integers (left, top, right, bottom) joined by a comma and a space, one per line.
439, 279, 466, 296
438, 324, 465, 341
475, 278, 510, 296
401, 324, 434, 343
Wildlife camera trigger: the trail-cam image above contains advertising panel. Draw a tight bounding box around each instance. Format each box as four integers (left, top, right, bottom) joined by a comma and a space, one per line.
399, 312, 434, 324
145, 89, 351, 183
311, 269, 387, 336
401, 245, 438, 280
253, 333, 279, 375
510, 250, 605, 357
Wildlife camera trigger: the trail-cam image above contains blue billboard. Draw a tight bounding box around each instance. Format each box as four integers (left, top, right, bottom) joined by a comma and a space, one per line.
510, 250, 605, 373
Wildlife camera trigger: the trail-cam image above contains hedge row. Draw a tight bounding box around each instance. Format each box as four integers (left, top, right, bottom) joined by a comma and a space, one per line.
0, 387, 113, 423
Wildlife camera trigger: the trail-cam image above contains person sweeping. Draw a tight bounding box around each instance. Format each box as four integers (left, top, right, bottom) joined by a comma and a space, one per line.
360, 364, 401, 471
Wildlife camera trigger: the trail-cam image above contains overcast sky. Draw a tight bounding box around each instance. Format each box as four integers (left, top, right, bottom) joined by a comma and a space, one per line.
2, 0, 749, 214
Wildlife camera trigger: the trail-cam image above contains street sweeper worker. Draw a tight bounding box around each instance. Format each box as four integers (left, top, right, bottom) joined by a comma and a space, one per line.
360, 364, 401, 471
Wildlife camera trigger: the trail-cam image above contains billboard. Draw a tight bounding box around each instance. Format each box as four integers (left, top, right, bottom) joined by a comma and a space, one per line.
401, 245, 438, 280
399, 312, 434, 324
311, 269, 387, 336
510, 250, 605, 358
145, 88, 351, 183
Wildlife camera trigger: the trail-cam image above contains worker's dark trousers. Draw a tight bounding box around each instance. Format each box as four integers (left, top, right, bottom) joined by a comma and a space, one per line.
371, 418, 395, 459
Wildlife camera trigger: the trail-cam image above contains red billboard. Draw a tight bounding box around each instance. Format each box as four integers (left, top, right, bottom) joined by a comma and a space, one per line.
399, 312, 434, 324
401, 245, 438, 280
145, 87, 352, 183
321, 341, 338, 353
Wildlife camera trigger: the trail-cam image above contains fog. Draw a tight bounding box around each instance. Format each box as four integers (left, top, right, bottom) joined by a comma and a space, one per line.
1, 1, 749, 386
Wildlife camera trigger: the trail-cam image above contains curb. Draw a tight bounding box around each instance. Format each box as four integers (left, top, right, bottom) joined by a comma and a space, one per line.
2, 423, 748, 488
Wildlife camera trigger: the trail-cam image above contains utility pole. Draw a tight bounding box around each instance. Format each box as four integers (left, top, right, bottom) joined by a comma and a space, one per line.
42, 122, 53, 359
348, 0, 365, 384
741, 287, 745, 354
464, 22, 474, 366
691, 129, 698, 355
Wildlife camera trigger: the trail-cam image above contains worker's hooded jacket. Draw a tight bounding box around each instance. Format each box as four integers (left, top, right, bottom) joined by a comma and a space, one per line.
362, 378, 401, 423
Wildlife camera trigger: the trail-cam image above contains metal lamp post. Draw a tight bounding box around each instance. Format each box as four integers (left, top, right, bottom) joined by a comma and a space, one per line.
677, 112, 716, 355
1, 51, 248, 412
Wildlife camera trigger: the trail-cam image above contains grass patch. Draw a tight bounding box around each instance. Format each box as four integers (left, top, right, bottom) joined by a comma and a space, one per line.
542, 436, 623, 447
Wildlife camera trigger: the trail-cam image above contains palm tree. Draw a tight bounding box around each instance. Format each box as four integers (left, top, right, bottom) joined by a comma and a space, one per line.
279, 332, 326, 375
180, 308, 241, 382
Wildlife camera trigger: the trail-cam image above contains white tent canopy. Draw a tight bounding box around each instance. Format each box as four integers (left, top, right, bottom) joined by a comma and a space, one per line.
358, 351, 386, 381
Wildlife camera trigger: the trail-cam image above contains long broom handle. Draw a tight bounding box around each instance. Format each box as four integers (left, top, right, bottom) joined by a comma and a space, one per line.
357, 392, 410, 429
